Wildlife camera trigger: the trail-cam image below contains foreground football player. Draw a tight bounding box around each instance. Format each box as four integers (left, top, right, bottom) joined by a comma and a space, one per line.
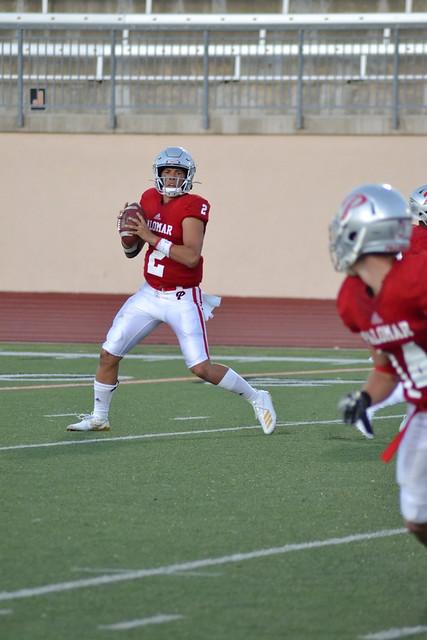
67, 146, 276, 435
366, 183, 427, 429
330, 183, 427, 547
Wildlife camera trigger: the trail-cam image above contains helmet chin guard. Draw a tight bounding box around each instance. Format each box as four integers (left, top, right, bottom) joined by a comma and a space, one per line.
329, 183, 413, 273
153, 146, 196, 197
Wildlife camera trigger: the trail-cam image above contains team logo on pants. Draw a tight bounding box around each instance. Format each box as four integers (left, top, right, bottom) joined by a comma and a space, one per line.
176, 291, 186, 300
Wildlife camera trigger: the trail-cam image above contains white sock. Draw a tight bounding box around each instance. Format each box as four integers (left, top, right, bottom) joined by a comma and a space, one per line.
93, 380, 118, 420
217, 368, 257, 402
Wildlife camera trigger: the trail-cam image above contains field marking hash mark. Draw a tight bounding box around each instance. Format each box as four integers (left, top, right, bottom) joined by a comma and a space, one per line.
98, 614, 184, 630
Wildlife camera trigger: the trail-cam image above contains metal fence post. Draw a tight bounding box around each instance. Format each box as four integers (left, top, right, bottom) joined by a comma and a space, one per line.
202, 30, 210, 130
296, 29, 304, 130
17, 27, 24, 128
392, 27, 400, 130
110, 29, 117, 130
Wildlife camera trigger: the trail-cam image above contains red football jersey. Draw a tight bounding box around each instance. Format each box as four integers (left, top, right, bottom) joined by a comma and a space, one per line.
408, 224, 427, 255
139, 188, 210, 289
337, 253, 427, 406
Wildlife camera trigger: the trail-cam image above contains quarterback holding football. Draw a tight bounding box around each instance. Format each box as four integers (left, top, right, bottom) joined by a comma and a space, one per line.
67, 146, 276, 436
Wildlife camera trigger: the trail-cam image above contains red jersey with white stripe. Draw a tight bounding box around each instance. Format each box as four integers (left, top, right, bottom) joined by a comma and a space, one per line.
139, 188, 210, 289
337, 253, 427, 406
408, 224, 427, 255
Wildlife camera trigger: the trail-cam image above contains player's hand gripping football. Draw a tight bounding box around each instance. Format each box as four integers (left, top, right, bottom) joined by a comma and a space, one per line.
117, 202, 147, 258
338, 390, 374, 439
117, 203, 145, 239
119, 203, 157, 246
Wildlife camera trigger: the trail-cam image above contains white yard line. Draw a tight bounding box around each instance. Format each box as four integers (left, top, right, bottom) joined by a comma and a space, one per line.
0, 374, 195, 392
0, 349, 369, 365
172, 416, 210, 421
0, 366, 372, 392
0, 425, 257, 452
0, 374, 132, 382
361, 626, 427, 639
0, 414, 404, 453
0, 528, 405, 603
0, 609, 12, 615
73, 567, 220, 577
98, 614, 184, 630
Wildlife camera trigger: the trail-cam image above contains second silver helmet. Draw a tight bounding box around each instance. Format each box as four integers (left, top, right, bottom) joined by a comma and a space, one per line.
329, 183, 413, 273
409, 184, 427, 225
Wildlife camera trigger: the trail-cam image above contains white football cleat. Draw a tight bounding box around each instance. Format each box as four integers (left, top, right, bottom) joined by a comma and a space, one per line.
67, 414, 110, 432
251, 390, 277, 435
354, 417, 374, 439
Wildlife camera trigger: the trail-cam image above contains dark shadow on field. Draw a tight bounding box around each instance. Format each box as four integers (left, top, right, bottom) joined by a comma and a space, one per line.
321, 436, 387, 462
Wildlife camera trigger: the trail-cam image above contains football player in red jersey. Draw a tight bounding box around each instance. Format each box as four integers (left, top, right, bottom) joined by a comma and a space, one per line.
365, 183, 427, 429
330, 183, 427, 547
67, 146, 276, 435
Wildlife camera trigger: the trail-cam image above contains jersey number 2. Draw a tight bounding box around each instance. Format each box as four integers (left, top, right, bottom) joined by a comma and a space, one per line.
147, 249, 166, 277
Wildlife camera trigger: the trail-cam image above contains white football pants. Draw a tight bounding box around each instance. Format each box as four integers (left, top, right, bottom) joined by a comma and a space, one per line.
397, 406, 427, 523
103, 283, 210, 368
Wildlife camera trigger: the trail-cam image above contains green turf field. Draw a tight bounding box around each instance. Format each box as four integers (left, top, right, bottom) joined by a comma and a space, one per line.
0, 343, 426, 640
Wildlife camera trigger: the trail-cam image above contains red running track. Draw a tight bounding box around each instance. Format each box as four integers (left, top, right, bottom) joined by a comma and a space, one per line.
0, 292, 362, 349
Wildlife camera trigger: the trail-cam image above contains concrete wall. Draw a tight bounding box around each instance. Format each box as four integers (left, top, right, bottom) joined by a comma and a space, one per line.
4, 114, 427, 136
1, 133, 425, 299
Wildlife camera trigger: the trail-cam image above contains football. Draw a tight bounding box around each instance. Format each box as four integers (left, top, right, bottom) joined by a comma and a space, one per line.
118, 202, 145, 252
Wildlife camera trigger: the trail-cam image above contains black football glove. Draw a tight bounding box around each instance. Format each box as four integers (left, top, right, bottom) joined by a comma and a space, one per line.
338, 390, 374, 439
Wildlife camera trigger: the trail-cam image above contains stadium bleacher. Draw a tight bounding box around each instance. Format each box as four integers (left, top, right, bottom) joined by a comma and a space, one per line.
3, 0, 427, 13
0, 1, 426, 133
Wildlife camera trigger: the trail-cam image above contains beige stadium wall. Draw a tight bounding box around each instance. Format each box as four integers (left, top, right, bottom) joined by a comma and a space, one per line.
1, 133, 425, 299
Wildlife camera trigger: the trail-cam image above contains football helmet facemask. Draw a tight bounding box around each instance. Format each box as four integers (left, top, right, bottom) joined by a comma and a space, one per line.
409, 184, 427, 225
329, 183, 413, 273
153, 146, 196, 198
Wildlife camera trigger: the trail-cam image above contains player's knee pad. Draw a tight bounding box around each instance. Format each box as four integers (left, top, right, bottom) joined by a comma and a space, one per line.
102, 325, 127, 357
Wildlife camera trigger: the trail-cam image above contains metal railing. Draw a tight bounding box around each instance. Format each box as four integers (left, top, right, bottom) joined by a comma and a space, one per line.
0, 12, 426, 130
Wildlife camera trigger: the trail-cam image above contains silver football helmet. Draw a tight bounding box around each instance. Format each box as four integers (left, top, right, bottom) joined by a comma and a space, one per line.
409, 184, 427, 225
153, 146, 196, 197
329, 183, 412, 273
